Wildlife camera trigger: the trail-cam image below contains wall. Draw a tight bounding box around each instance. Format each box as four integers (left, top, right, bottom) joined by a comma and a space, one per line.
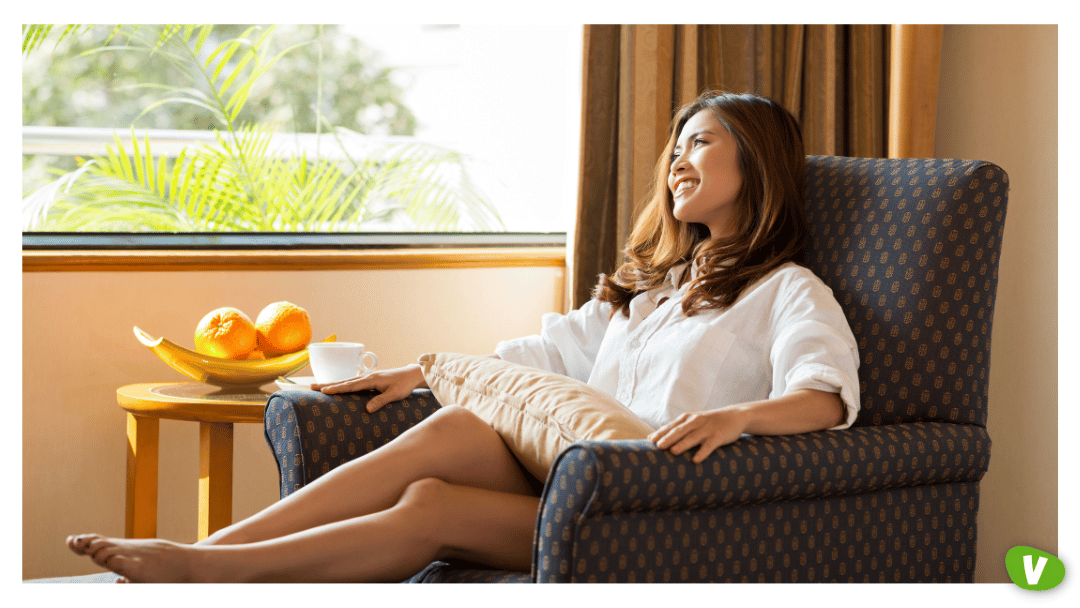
934, 24, 1058, 583
22, 263, 565, 580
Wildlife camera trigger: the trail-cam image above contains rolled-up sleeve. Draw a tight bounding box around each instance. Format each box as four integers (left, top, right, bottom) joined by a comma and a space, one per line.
494, 298, 612, 382
768, 276, 861, 429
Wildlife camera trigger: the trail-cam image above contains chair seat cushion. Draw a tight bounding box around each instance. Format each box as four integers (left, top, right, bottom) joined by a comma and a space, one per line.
418, 352, 654, 480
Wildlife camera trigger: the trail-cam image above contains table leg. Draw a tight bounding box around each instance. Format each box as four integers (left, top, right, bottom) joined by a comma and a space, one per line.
125, 413, 159, 539
198, 421, 234, 540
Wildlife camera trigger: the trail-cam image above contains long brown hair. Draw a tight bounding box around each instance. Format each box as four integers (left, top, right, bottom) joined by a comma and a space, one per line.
595, 91, 809, 317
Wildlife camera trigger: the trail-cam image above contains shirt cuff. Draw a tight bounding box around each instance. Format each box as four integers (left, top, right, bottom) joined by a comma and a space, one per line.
493, 335, 568, 376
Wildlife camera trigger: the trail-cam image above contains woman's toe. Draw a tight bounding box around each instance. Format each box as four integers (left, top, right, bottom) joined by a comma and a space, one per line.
86, 538, 117, 564
68, 534, 97, 555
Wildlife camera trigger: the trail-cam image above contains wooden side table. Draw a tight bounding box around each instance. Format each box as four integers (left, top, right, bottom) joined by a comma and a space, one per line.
116, 382, 275, 541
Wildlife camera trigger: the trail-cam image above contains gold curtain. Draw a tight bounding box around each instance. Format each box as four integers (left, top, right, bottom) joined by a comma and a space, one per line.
888, 25, 945, 158
572, 24, 904, 309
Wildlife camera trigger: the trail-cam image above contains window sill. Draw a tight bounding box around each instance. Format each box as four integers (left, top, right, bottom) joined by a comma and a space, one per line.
22, 247, 567, 272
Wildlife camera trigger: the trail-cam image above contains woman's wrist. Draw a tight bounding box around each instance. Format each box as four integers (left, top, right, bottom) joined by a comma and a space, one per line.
724, 404, 755, 435
408, 363, 429, 389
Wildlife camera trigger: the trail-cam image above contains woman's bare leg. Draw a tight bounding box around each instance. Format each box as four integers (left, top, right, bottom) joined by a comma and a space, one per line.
69, 405, 537, 551
215, 405, 538, 545
71, 477, 540, 583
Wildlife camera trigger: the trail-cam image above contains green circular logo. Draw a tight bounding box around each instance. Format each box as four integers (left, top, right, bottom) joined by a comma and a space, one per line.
1005, 546, 1065, 591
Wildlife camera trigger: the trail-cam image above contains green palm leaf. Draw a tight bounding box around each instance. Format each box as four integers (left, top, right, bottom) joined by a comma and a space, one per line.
22, 24, 99, 56
22, 160, 96, 230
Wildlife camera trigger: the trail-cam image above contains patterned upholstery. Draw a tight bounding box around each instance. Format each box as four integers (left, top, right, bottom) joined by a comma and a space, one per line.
801, 156, 1007, 428
262, 156, 1008, 583
407, 561, 532, 583
534, 434, 985, 582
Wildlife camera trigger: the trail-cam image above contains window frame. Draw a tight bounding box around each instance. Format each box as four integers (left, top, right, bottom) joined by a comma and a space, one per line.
22, 232, 568, 272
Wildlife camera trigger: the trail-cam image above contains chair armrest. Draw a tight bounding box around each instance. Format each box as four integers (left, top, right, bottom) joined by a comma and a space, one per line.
263, 388, 441, 498
532, 421, 989, 579
541, 421, 989, 517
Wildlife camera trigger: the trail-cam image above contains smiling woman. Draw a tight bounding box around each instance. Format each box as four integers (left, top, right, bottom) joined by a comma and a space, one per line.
598, 91, 809, 316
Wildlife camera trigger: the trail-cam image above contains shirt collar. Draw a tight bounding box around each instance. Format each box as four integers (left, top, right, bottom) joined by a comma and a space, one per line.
664, 256, 736, 289
663, 261, 697, 291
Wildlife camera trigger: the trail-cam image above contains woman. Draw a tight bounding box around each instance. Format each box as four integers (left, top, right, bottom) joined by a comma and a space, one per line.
66, 91, 859, 583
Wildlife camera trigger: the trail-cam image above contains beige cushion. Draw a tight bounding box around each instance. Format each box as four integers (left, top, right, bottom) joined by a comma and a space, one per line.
417, 352, 654, 480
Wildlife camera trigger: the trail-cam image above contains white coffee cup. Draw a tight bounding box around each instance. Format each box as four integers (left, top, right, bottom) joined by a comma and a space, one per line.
308, 342, 379, 384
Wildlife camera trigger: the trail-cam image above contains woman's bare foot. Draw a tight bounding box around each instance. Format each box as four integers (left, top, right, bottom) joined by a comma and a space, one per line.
65, 534, 227, 583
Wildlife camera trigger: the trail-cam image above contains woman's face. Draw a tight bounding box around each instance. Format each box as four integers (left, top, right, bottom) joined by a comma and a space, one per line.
667, 109, 744, 239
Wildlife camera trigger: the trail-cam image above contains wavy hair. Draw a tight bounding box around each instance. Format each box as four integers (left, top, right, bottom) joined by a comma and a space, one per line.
594, 91, 809, 317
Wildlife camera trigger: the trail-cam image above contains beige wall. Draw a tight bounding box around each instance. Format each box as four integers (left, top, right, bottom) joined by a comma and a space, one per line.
934, 24, 1058, 583
22, 263, 565, 580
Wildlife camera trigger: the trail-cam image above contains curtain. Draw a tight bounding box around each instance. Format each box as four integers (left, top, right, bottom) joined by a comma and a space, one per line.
888, 25, 945, 158
571, 24, 926, 309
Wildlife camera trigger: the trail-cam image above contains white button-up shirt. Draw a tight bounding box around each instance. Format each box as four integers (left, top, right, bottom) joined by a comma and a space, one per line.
494, 261, 860, 430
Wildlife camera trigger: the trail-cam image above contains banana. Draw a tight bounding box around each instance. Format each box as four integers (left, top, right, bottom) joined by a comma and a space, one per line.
134, 326, 336, 386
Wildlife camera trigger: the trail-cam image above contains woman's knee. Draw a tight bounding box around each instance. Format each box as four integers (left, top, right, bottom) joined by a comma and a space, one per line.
393, 477, 539, 568
399, 477, 447, 506
398, 405, 532, 494
395, 478, 450, 534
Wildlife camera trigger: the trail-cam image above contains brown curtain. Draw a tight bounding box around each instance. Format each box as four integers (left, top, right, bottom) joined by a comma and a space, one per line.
572, 24, 908, 309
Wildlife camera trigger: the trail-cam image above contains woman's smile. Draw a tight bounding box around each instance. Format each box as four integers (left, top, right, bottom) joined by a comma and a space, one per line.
673, 178, 699, 196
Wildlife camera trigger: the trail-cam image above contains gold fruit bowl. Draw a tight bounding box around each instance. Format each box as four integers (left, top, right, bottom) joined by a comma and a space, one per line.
134, 326, 336, 386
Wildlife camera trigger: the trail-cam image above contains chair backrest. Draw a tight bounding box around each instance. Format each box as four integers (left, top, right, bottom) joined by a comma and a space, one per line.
800, 156, 1008, 428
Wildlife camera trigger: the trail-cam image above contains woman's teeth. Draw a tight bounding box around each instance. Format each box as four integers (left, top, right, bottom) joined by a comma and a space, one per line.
676, 179, 699, 194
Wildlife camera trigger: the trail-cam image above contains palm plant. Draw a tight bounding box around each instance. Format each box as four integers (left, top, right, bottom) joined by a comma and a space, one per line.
21, 24, 503, 232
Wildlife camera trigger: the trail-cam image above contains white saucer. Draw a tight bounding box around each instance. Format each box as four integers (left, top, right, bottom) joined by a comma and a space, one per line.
275, 376, 317, 391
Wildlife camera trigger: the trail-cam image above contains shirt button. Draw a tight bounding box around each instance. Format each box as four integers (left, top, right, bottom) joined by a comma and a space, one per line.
629, 338, 640, 348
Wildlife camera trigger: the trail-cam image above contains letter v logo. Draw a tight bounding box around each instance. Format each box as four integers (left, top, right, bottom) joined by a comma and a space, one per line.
1023, 554, 1048, 585
1006, 546, 1065, 590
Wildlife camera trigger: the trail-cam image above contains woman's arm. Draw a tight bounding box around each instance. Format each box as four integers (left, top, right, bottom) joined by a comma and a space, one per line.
494, 298, 611, 381
738, 388, 845, 435
648, 388, 845, 463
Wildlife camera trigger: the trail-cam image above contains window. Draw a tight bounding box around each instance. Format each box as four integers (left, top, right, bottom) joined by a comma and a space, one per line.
21, 24, 582, 246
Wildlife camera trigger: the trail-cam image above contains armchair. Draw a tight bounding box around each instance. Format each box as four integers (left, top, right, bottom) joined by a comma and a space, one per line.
264, 155, 1008, 583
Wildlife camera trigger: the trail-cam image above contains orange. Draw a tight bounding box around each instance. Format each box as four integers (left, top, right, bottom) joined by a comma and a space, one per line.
255, 301, 312, 356
194, 307, 257, 359
245, 349, 266, 360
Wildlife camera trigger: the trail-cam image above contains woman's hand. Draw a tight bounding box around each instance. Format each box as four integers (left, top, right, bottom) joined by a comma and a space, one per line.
648, 390, 845, 463
648, 407, 750, 464
311, 363, 428, 413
